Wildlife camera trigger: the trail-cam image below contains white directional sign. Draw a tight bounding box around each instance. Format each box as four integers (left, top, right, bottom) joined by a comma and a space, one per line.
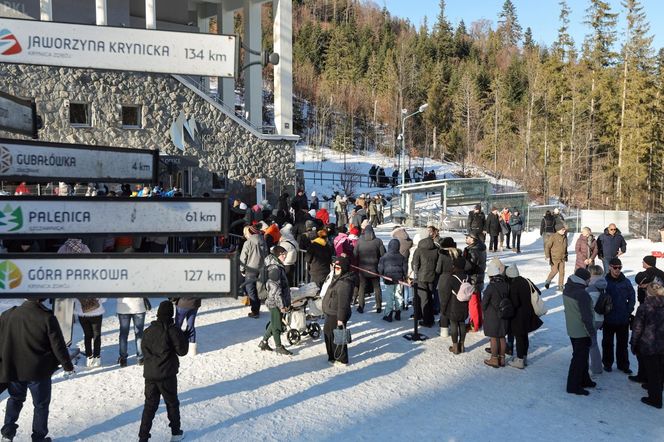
0, 139, 158, 183
0, 255, 232, 296
0, 18, 236, 77
0, 197, 223, 237
0, 91, 37, 137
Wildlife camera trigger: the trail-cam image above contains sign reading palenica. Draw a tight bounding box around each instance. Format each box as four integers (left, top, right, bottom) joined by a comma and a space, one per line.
0, 18, 236, 77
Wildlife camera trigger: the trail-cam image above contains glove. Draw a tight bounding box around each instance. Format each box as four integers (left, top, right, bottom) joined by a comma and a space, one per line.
183, 327, 195, 340
63, 368, 76, 379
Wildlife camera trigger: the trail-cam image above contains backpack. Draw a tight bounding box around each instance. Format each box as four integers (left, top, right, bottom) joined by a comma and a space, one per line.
453, 275, 474, 302
527, 279, 548, 316
498, 292, 515, 319
594, 289, 613, 315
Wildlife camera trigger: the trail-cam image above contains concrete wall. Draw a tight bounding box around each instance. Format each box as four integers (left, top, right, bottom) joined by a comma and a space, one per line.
0, 64, 296, 200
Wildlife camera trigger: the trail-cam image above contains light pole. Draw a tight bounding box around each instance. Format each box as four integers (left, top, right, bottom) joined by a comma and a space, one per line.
399, 103, 428, 211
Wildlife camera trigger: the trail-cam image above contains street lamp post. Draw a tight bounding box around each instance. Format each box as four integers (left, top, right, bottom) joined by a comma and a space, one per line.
398, 103, 428, 212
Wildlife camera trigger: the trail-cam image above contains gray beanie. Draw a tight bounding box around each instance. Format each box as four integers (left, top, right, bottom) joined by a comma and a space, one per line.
505, 265, 520, 279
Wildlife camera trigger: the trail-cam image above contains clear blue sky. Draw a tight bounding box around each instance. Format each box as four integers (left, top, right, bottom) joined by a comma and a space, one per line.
382, 0, 664, 51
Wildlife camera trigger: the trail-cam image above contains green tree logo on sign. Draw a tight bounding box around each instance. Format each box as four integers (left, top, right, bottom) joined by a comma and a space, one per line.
0, 204, 23, 232
0, 260, 22, 290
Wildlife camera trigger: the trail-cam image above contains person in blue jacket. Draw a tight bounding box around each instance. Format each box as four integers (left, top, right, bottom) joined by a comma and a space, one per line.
597, 224, 627, 275
602, 257, 636, 374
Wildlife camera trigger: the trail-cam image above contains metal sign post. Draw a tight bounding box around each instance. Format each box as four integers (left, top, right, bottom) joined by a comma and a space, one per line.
0, 91, 41, 138
0, 139, 158, 184
0, 18, 237, 77
0, 253, 236, 298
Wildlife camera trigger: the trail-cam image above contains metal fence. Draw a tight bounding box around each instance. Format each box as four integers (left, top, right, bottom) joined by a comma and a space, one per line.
630, 212, 664, 242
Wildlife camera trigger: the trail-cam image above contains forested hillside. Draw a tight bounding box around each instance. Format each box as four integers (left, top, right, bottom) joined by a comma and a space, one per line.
287, 0, 664, 211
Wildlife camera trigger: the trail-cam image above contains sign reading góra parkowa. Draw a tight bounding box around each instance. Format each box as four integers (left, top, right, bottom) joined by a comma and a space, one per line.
0, 256, 232, 296
0, 18, 236, 77
0, 197, 223, 237
0, 139, 158, 183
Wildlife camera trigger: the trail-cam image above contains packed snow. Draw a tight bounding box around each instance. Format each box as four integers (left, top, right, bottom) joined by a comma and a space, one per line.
1, 228, 663, 441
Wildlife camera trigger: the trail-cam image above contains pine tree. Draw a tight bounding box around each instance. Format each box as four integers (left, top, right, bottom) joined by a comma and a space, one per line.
523, 27, 534, 50
497, 0, 522, 47
433, 0, 454, 60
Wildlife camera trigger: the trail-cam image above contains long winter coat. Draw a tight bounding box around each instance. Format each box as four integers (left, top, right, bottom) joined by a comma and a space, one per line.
545, 232, 568, 263
377, 239, 408, 285
482, 275, 510, 338
0, 301, 74, 382
463, 241, 487, 290
322, 272, 354, 321
508, 276, 543, 336
440, 270, 469, 322
467, 211, 486, 234
306, 237, 333, 284
630, 289, 664, 356
486, 212, 501, 236
436, 247, 461, 296
574, 234, 598, 270
353, 226, 386, 275
411, 237, 440, 283
540, 213, 556, 235
141, 318, 189, 381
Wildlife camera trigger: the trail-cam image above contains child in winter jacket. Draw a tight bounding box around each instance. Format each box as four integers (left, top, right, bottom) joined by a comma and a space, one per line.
377, 239, 408, 322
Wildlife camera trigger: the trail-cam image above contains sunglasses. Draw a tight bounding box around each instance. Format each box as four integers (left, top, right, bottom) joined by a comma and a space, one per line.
610, 265, 622, 270
608, 228, 617, 231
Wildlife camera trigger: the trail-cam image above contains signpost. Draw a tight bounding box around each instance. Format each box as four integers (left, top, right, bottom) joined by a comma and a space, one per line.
0, 18, 237, 77
0, 254, 235, 297
0, 139, 158, 183
0, 91, 40, 138
0, 196, 226, 237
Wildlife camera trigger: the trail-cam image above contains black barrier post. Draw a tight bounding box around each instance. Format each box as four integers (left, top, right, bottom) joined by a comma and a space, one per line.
404, 282, 428, 341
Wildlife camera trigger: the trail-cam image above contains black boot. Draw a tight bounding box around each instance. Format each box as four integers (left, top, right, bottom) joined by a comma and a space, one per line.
394, 310, 401, 321
275, 345, 293, 356
382, 311, 393, 322
258, 340, 273, 351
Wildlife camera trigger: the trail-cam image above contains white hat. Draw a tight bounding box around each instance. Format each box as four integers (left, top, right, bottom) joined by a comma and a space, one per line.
239, 202, 248, 210
308, 209, 317, 217
487, 258, 505, 277
311, 191, 316, 197
505, 264, 520, 278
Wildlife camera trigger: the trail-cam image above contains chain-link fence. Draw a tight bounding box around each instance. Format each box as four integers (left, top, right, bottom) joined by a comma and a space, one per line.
630, 212, 664, 242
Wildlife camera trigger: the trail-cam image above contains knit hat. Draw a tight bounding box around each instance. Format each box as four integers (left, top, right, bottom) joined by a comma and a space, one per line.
157, 301, 174, 322
308, 209, 317, 218
350, 227, 360, 236
644, 255, 657, 268
440, 237, 456, 248
574, 268, 591, 281
452, 256, 466, 270
505, 264, 520, 278
333, 255, 351, 274
609, 257, 622, 267
239, 202, 248, 210
486, 258, 504, 277
554, 221, 566, 231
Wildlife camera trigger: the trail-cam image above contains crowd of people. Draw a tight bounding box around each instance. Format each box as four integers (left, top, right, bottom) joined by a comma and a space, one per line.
367, 165, 440, 188
3, 184, 664, 441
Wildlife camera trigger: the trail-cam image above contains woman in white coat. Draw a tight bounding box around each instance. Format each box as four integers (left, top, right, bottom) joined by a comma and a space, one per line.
116, 297, 148, 367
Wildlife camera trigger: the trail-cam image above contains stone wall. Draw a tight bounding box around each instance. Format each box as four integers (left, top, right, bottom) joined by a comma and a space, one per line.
0, 64, 296, 201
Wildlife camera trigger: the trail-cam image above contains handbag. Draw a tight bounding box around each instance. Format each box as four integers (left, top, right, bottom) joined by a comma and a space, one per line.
333, 325, 352, 346
78, 298, 100, 313
143, 298, 152, 311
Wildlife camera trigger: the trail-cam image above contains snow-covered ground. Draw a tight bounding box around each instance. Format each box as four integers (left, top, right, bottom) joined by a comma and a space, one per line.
2, 229, 664, 441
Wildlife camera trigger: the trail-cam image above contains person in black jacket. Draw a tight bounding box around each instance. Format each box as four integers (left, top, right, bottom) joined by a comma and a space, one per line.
377, 239, 408, 322
412, 236, 441, 327
486, 207, 501, 252
540, 210, 556, 249
0, 299, 75, 442
138, 301, 189, 442
506, 265, 543, 369
323, 255, 354, 365
440, 256, 470, 355
467, 204, 486, 241
306, 229, 334, 287
354, 226, 386, 314
482, 259, 509, 368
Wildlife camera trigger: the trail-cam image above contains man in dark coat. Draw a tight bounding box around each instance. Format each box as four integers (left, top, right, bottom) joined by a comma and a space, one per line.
306, 230, 334, 287
353, 226, 386, 313
0, 299, 75, 442
506, 265, 543, 368
602, 258, 635, 374
597, 224, 627, 275
323, 256, 354, 364
467, 204, 486, 241
139, 301, 189, 442
486, 207, 501, 252
540, 210, 556, 247
291, 189, 309, 214
463, 233, 487, 293
482, 259, 510, 368
411, 236, 440, 327
637, 256, 664, 304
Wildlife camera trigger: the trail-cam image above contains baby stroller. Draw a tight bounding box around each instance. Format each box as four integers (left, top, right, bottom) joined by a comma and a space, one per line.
283, 283, 323, 345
